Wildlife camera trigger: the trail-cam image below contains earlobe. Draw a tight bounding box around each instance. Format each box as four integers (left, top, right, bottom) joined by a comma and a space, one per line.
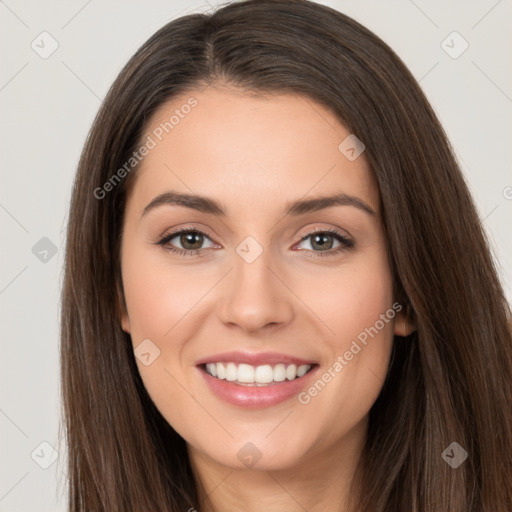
121, 314, 131, 334
116, 280, 131, 334
394, 310, 416, 337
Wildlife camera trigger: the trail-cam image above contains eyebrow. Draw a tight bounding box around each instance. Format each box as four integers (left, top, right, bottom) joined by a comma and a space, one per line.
141, 190, 376, 219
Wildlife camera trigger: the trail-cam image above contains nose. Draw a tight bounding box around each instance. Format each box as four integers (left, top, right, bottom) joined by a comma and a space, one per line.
217, 245, 294, 334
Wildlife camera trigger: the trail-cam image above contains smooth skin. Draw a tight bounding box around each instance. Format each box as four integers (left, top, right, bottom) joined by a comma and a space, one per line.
120, 85, 415, 512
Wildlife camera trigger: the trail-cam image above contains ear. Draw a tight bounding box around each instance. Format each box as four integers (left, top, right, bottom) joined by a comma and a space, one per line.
121, 312, 131, 334
116, 279, 131, 334
394, 307, 416, 337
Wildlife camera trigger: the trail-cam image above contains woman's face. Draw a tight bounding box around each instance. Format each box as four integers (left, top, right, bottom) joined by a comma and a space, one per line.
120, 86, 408, 472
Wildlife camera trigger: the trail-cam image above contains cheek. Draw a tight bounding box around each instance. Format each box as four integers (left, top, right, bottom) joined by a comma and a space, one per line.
121, 246, 211, 340
291, 252, 395, 420
293, 252, 394, 351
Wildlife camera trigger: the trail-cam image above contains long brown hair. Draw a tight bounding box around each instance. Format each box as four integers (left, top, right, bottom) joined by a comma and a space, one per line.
60, 0, 512, 510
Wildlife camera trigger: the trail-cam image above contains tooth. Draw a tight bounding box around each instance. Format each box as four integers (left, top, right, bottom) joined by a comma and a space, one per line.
273, 363, 286, 382
225, 362, 238, 381
296, 364, 310, 377
255, 364, 274, 383
216, 362, 226, 379
206, 363, 217, 377
237, 363, 255, 383
286, 364, 297, 380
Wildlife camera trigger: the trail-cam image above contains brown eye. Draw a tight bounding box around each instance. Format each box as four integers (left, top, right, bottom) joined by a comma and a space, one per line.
178, 231, 205, 250
310, 233, 335, 251
157, 229, 216, 255
296, 229, 353, 255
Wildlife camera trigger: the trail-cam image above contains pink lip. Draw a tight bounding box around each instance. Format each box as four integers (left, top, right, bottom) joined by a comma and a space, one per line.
195, 351, 316, 367
197, 363, 320, 409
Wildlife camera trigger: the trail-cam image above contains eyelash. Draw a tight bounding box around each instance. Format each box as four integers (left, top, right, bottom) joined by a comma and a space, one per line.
156, 227, 354, 258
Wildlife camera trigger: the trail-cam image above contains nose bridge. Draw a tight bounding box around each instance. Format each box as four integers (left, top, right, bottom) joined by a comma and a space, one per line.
217, 236, 294, 331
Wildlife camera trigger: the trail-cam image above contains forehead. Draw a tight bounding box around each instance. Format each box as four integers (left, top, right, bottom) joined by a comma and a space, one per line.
127, 86, 378, 216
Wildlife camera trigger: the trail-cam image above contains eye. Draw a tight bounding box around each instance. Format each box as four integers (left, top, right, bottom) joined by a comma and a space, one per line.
156, 227, 354, 258
295, 228, 354, 257
156, 229, 216, 256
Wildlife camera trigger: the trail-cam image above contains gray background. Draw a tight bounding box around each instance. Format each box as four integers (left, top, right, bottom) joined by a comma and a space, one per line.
1, 0, 511, 510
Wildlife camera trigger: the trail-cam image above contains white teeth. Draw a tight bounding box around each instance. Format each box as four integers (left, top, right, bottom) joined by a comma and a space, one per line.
225, 362, 238, 381
237, 363, 255, 383
297, 364, 310, 377
206, 363, 217, 377
216, 363, 226, 380
273, 364, 286, 382
204, 362, 313, 384
255, 364, 274, 383
286, 364, 297, 380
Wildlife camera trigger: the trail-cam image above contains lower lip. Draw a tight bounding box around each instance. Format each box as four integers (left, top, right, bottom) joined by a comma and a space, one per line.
198, 365, 319, 408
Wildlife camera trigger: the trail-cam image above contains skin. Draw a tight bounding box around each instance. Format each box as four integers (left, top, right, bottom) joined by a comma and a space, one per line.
120, 85, 415, 512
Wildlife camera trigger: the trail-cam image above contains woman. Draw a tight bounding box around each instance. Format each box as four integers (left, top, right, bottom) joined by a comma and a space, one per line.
60, 0, 512, 510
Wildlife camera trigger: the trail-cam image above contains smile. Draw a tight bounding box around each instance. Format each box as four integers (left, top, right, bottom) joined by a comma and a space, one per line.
197, 355, 319, 408
203, 362, 313, 386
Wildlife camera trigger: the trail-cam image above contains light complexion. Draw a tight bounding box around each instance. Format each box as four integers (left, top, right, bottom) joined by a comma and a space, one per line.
119, 85, 414, 512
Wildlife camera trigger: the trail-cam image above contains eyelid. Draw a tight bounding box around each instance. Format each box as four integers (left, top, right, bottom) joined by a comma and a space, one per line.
296, 225, 352, 243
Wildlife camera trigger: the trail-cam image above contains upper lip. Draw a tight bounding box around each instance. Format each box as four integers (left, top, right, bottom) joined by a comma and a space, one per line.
195, 351, 317, 367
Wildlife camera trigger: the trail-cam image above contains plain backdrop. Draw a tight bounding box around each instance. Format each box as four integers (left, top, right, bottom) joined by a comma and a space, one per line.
1, 0, 511, 510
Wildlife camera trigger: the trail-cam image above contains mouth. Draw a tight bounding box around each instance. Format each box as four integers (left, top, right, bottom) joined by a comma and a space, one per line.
195, 352, 319, 408
201, 362, 316, 386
